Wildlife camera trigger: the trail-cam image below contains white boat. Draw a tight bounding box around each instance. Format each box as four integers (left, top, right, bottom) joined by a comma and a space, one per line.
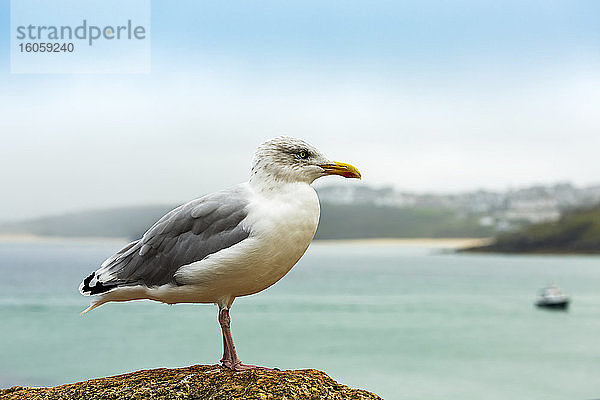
535, 285, 569, 310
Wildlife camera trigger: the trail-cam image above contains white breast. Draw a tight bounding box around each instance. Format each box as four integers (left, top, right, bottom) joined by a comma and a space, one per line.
170, 182, 320, 306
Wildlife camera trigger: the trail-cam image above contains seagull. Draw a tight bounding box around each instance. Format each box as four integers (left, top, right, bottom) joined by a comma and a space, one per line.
79, 136, 361, 371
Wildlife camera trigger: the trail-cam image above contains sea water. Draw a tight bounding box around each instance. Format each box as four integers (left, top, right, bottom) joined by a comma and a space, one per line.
0, 239, 599, 399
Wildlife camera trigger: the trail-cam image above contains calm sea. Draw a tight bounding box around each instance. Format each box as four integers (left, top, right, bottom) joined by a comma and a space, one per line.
0, 239, 599, 399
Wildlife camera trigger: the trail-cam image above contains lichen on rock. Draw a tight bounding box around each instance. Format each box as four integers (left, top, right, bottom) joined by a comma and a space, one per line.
0, 364, 382, 400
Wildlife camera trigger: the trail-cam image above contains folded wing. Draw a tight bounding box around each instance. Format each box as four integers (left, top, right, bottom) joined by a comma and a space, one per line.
79, 185, 251, 295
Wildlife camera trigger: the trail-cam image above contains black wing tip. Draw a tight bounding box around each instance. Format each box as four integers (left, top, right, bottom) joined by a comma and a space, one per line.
80, 272, 118, 296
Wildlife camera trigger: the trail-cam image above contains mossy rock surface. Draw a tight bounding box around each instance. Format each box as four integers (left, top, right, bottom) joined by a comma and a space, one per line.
0, 364, 382, 400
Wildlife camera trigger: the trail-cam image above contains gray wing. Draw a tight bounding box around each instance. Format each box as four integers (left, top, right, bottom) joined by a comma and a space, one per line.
80, 185, 250, 295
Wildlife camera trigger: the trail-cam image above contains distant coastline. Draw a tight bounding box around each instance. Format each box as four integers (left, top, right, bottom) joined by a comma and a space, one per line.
0, 202, 494, 243
3, 198, 599, 255
2, 183, 600, 254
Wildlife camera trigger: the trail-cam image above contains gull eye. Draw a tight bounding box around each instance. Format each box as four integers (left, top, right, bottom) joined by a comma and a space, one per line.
298, 151, 308, 159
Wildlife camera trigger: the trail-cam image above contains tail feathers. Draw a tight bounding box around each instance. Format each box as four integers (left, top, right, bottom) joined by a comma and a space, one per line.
79, 271, 118, 315
80, 271, 118, 296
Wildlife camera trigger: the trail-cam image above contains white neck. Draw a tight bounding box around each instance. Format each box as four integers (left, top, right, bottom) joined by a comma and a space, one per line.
249, 171, 308, 192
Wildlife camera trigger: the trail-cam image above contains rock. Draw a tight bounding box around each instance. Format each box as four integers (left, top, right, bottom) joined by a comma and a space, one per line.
0, 365, 383, 400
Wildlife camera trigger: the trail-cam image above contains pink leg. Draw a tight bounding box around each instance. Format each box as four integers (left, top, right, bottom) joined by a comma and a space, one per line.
220, 323, 230, 364
217, 307, 271, 371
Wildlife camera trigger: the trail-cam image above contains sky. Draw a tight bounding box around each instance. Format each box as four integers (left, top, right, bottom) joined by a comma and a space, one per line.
1, 0, 600, 220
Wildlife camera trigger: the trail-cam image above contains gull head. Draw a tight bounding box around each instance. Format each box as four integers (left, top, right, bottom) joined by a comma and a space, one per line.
251, 136, 361, 185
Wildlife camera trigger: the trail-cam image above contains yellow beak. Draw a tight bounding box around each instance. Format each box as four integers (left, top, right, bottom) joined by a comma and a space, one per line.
320, 161, 361, 179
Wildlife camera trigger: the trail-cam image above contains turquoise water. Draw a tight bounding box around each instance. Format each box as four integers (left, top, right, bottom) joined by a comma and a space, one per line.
0, 239, 599, 399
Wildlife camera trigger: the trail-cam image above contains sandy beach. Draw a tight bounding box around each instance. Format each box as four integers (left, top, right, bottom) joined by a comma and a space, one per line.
0, 234, 129, 244
314, 238, 492, 249
0, 235, 491, 249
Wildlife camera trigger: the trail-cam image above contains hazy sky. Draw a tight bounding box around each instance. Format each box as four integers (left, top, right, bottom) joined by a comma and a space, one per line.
1, 1, 600, 220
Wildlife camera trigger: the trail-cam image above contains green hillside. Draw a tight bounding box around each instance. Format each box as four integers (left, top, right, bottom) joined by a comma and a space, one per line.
464, 205, 600, 254
315, 203, 492, 239
0, 203, 493, 240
